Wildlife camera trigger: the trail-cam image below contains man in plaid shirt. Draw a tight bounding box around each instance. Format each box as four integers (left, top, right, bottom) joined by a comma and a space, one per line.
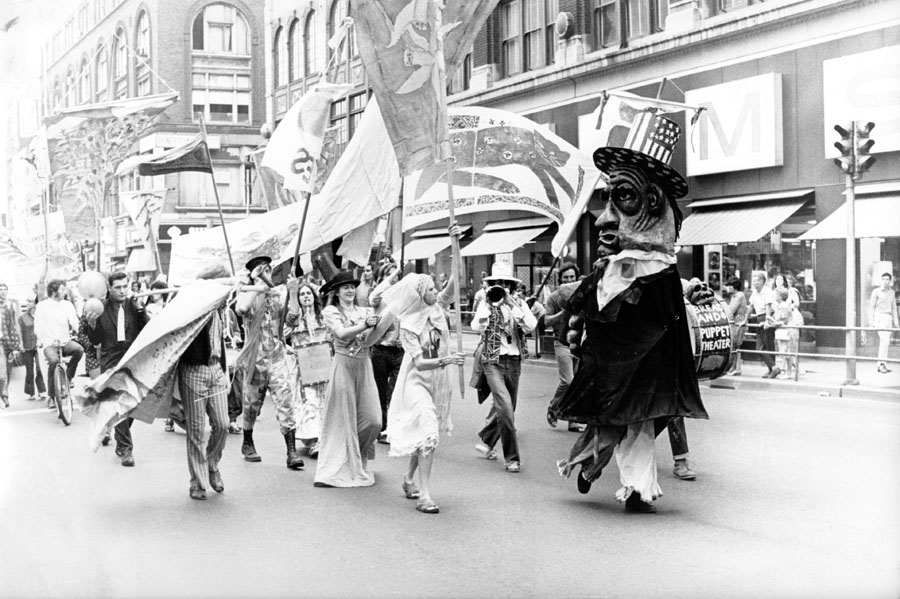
0, 281, 23, 408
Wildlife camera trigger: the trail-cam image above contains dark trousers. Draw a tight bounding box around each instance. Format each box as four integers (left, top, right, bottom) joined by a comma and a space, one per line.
755, 319, 776, 370
43, 341, 83, 398
227, 368, 243, 422
667, 416, 689, 459
477, 356, 522, 464
371, 344, 404, 431
22, 349, 46, 396
115, 417, 134, 453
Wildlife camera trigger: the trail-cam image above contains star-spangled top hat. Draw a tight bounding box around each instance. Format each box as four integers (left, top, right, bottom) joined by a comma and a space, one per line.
593, 111, 689, 199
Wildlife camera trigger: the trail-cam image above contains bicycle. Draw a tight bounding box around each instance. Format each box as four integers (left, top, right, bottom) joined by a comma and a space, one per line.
48, 340, 74, 426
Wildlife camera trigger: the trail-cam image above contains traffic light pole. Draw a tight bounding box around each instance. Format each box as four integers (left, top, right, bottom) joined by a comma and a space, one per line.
843, 168, 858, 385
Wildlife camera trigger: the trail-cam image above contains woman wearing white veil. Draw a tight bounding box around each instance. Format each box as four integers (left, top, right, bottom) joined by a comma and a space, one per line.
381, 269, 466, 514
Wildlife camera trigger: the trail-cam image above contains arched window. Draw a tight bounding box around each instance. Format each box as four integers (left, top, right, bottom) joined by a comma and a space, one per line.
191, 4, 252, 123
327, 0, 355, 65
304, 10, 320, 77
79, 58, 92, 104
288, 18, 301, 82
274, 26, 286, 88
113, 27, 129, 99
135, 11, 152, 96
65, 68, 76, 107
192, 3, 250, 54
95, 42, 109, 100
52, 79, 62, 112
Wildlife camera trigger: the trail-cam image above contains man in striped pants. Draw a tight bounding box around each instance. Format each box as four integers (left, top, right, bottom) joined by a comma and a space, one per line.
178, 305, 229, 501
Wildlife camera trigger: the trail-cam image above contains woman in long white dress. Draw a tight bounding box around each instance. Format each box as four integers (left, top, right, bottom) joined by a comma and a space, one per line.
381, 272, 466, 514
314, 270, 382, 488
285, 280, 331, 458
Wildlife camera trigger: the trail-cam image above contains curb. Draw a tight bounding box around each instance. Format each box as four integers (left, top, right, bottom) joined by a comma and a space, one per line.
706, 375, 899, 402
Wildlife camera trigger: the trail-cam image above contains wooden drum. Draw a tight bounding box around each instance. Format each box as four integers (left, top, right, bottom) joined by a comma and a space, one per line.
684, 299, 734, 380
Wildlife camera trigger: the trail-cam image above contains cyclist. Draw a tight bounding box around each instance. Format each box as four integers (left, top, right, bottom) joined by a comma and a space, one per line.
34, 279, 83, 409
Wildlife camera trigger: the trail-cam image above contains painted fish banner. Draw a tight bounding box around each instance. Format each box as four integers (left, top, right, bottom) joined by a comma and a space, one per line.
351, 0, 500, 177
403, 107, 604, 230
120, 188, 165, 252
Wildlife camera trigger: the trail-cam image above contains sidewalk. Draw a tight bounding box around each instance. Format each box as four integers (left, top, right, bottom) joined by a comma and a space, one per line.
454, 331, 900, 402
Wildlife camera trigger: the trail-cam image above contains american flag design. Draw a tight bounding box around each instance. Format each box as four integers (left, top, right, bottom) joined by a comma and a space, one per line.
622, 112, 681, 165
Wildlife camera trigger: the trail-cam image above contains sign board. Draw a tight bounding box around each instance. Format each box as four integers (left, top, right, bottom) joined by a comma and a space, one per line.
704, 244, 723, 292
685, 73, 784, 176
822, 45, 900, 156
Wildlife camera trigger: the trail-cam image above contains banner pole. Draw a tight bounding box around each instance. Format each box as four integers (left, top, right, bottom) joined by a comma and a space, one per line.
198, 115, 236, 275
278, 161, 318, 336
444, 154, 466, 397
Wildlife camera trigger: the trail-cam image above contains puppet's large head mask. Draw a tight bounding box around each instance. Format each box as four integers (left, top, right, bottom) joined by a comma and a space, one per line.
592, 113, 686, 257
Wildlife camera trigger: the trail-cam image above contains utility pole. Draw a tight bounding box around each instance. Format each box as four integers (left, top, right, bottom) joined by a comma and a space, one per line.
833, 121, 876, 385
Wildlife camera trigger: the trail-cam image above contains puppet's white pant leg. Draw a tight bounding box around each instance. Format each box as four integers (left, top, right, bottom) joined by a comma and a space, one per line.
614, 420, 662, 503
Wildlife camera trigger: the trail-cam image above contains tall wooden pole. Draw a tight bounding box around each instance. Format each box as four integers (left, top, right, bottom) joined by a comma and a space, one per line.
444, 155, 465, 396
198, 115, 236, 275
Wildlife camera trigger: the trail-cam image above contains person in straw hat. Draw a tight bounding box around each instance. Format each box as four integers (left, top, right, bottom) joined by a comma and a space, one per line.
471, 261, 538, 474
549, 111, 708, 513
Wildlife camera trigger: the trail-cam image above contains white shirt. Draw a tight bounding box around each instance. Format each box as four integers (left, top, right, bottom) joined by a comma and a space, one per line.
471, 299, 537, 356
34, 298, 79, 347
749, 286, 774, 319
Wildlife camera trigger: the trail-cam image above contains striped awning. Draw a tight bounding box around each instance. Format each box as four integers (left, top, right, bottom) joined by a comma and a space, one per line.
677, 190, 814, 246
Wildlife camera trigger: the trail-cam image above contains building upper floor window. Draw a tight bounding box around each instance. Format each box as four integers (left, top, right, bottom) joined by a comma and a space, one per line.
79, 58, 91, 104
113, 27, 129, 99
328, 0, 356, 67
192, 3, 250, 55
136, 11, 150, 57
288, 18, 301, 82
52, 79, 62, 112
329, 89, 368, 156
304, 10, 322, 77
592, 0, 665, 51
191, 5, 252, 124
65, 68, 76, 107
500, 0, 557, 78
274, 26, 287, 88
135, 11, 152, 96
65, 18, 75, 48
78, 4, 89, 36
447, 51, 472, 95
95, 43, 109, 99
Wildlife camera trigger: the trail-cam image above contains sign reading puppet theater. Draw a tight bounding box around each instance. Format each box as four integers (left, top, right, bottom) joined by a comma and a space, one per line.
685, 73, 784, 176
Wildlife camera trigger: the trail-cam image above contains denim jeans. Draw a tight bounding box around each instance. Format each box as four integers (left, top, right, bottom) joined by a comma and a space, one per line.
43, 340, 83, 398
667, 416, 689, 460
370, 345, 404, 431
477, 356, 522, 464
22, 349, 46, 397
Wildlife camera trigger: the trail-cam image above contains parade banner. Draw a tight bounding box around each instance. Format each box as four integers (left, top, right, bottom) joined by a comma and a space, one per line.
404, 106, 603, 231
80, 281, 232, 450
45, 93, 177, 240
578, 91, 692, 153
294, 97, 402, 255
115, 135, 212, 177
119, 189, 165, 253
351, 0, 500, 176
260, 82, 354, 191
167, 202, 305, 286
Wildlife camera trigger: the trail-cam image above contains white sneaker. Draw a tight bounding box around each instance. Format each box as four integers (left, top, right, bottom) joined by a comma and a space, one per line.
474, 443, 498, 460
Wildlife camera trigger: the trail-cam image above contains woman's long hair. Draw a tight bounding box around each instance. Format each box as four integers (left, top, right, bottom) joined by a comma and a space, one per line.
298, 283, 323, 321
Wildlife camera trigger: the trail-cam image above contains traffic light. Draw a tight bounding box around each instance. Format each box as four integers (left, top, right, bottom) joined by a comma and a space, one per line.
833, 121, 876, 180
855, 121, 876, 176
833, 124, 854, 176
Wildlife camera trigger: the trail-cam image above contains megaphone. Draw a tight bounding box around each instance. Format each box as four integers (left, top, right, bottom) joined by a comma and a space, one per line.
256, 268, 275, 289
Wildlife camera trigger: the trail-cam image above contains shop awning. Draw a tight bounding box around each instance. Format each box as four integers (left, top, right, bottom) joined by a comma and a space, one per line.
677, 189, 814, 246
460, 218, 552, 257
394, 225, 472, 261
799, 196, 900, 240
125, 248, 157, 273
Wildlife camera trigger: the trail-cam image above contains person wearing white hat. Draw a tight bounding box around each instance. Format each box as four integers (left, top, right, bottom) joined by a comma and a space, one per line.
470, 262, 537, 474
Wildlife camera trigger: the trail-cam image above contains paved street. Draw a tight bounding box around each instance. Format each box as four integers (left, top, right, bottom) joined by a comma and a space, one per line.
1, 358, 899, 599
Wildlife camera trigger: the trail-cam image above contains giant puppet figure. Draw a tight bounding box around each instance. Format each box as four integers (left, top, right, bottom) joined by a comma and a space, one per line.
549, 112, 709, 514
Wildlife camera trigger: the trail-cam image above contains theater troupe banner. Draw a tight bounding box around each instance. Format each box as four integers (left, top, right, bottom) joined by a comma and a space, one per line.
403, 106, 603, 230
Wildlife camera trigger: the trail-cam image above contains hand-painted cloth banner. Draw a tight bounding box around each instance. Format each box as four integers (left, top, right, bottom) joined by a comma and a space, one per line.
351, 0, 500, 177
120, 189, 165, 252
167, 202, 305, 286
404, 106, 603, 231
115, 135, 212, 177
260, 82, 354, 191
45, 93, 177, 240
79, 280, 232, 451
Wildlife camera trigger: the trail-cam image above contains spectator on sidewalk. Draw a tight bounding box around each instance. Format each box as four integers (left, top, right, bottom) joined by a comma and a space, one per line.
869, 272, 899, 374
724, 276, 749, 376
750, 271, 780, 378
0, 281, 23, 408
18, 297, 47, 402
772, 288, 794, 379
